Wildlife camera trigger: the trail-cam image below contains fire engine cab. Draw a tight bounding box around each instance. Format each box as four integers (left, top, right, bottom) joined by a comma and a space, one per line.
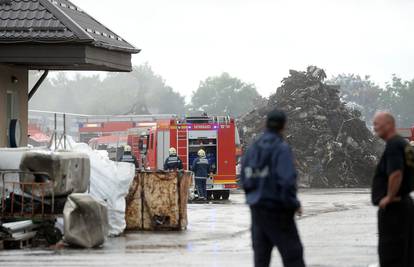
138, 116, 239, 200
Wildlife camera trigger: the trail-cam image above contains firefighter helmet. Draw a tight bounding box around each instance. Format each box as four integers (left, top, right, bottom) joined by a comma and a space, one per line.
169, 147, 177, 155
124, 145, 132, 152
198, 149, 206, 157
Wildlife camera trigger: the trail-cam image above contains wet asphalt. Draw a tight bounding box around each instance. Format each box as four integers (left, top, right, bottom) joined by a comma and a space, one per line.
0, 189, 379, 267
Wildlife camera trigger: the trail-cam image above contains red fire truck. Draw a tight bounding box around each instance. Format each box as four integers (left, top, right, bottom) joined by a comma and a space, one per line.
79, 115, 240, 200
397, 127, 414, 141
138, 116, 239, 200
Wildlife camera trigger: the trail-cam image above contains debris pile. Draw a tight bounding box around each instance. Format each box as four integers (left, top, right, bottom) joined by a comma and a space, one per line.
238, 66, 383, 187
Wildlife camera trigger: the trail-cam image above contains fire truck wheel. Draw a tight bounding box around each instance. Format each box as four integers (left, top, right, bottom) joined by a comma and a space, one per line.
212, 191, 222, 200
221, 190, 230, 200
207, 191, 214, 200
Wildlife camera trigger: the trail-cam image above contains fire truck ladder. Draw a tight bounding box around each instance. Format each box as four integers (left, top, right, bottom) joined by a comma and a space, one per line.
176, 127, 189, 170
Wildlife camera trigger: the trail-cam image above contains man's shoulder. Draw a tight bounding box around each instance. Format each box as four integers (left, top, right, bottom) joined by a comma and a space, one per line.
386, 135, 408, 151
279, 140, 290, 149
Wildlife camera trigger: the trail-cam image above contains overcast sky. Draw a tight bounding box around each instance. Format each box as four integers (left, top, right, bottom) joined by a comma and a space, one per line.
71, 0, 414, 98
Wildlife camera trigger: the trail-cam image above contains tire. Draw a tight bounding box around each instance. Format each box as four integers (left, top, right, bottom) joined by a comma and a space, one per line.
44, 226, 62, 245
221, 190, 230, 200
212, 191, 222, 200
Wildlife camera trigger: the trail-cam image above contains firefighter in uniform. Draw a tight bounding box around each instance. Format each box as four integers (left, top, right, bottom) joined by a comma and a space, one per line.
241, 109, 305, 267
164, 147, 184, 171
120, 145, 138, 168
191, 149, 211, 200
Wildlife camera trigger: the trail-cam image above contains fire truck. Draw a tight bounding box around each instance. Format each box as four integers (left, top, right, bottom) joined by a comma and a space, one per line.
136, 116, 239, 200
397, 127, 414, 142
79, 115, 240, 200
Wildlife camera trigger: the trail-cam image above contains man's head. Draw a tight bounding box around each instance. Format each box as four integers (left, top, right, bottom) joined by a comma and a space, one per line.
266, 109, 287, 133
373, 111, 396, 140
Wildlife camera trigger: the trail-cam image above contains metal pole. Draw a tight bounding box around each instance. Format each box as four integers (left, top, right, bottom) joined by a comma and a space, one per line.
63, 113, 66, 150
28, 70, 49, 101
54, 113, 57, 150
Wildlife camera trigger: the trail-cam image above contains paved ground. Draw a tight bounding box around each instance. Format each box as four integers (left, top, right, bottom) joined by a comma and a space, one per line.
0, 189, 379, 267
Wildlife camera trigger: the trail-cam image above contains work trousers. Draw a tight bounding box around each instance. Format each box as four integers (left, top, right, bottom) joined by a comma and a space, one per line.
250, 207, 305, 267
195, 178, 207, 199
378, 197, 414, 267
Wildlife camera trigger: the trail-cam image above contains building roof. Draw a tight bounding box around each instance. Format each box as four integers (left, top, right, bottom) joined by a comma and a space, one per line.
0, 0, 139, 53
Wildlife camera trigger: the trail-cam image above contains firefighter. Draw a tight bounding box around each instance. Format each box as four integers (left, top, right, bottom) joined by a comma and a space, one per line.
120, 145, 138, 168
191, 149, 210, 200
164, 147, 184, 171
240, 109, 305, 267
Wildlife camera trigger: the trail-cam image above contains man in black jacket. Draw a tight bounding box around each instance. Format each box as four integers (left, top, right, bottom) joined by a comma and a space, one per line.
372, 112, 414, 267
241, 109, 305, 267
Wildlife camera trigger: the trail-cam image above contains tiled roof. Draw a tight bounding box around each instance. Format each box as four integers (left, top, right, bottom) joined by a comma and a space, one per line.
0, 0, 139, 53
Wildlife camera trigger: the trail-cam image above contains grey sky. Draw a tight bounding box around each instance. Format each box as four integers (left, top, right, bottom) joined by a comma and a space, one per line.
71, 0, 414, 97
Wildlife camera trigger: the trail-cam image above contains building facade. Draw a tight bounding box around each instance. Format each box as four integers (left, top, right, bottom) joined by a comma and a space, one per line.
0, 64, 28, 147
0, 0, 140, 148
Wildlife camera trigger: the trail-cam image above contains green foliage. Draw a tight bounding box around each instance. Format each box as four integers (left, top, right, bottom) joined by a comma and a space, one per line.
29, 65, 414, 127
330, 74, 414, 127
29, 63, 186, 115
381, 75, 414, 127
189, 72, 263, 117
328, 74, 383, 122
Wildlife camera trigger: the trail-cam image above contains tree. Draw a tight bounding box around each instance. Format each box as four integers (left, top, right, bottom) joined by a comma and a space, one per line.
97, 64, 186, 115
380, 75, 414, 127
328, 74, 384, 122
189, 73, 263, 117
29, 63, 186, 115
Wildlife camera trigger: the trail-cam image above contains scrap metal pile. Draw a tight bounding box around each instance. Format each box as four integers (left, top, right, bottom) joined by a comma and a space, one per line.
238, 66, 383, 187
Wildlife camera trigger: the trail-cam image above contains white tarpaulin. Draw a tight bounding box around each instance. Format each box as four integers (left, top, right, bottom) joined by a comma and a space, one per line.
66, 137, 135, 236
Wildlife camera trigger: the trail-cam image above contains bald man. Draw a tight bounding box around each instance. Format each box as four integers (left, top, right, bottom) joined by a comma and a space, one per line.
372, 112, 414, 267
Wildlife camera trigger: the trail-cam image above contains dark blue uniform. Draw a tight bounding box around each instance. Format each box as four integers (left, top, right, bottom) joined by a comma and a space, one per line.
120, 152, 138, 168
241, 131, 305, 267
191, 156, 211, 199
164, 155, 183, 171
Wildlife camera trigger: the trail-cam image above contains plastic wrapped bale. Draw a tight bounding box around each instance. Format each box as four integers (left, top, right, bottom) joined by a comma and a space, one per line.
19, 150, 90, 197
59, 136, 135, 236
125, 171, 192, 231
0, 147, 32, 197
63, 193, 108, 248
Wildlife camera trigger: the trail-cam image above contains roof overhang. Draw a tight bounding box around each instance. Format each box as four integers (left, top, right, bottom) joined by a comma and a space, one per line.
0, 43, 136, 71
